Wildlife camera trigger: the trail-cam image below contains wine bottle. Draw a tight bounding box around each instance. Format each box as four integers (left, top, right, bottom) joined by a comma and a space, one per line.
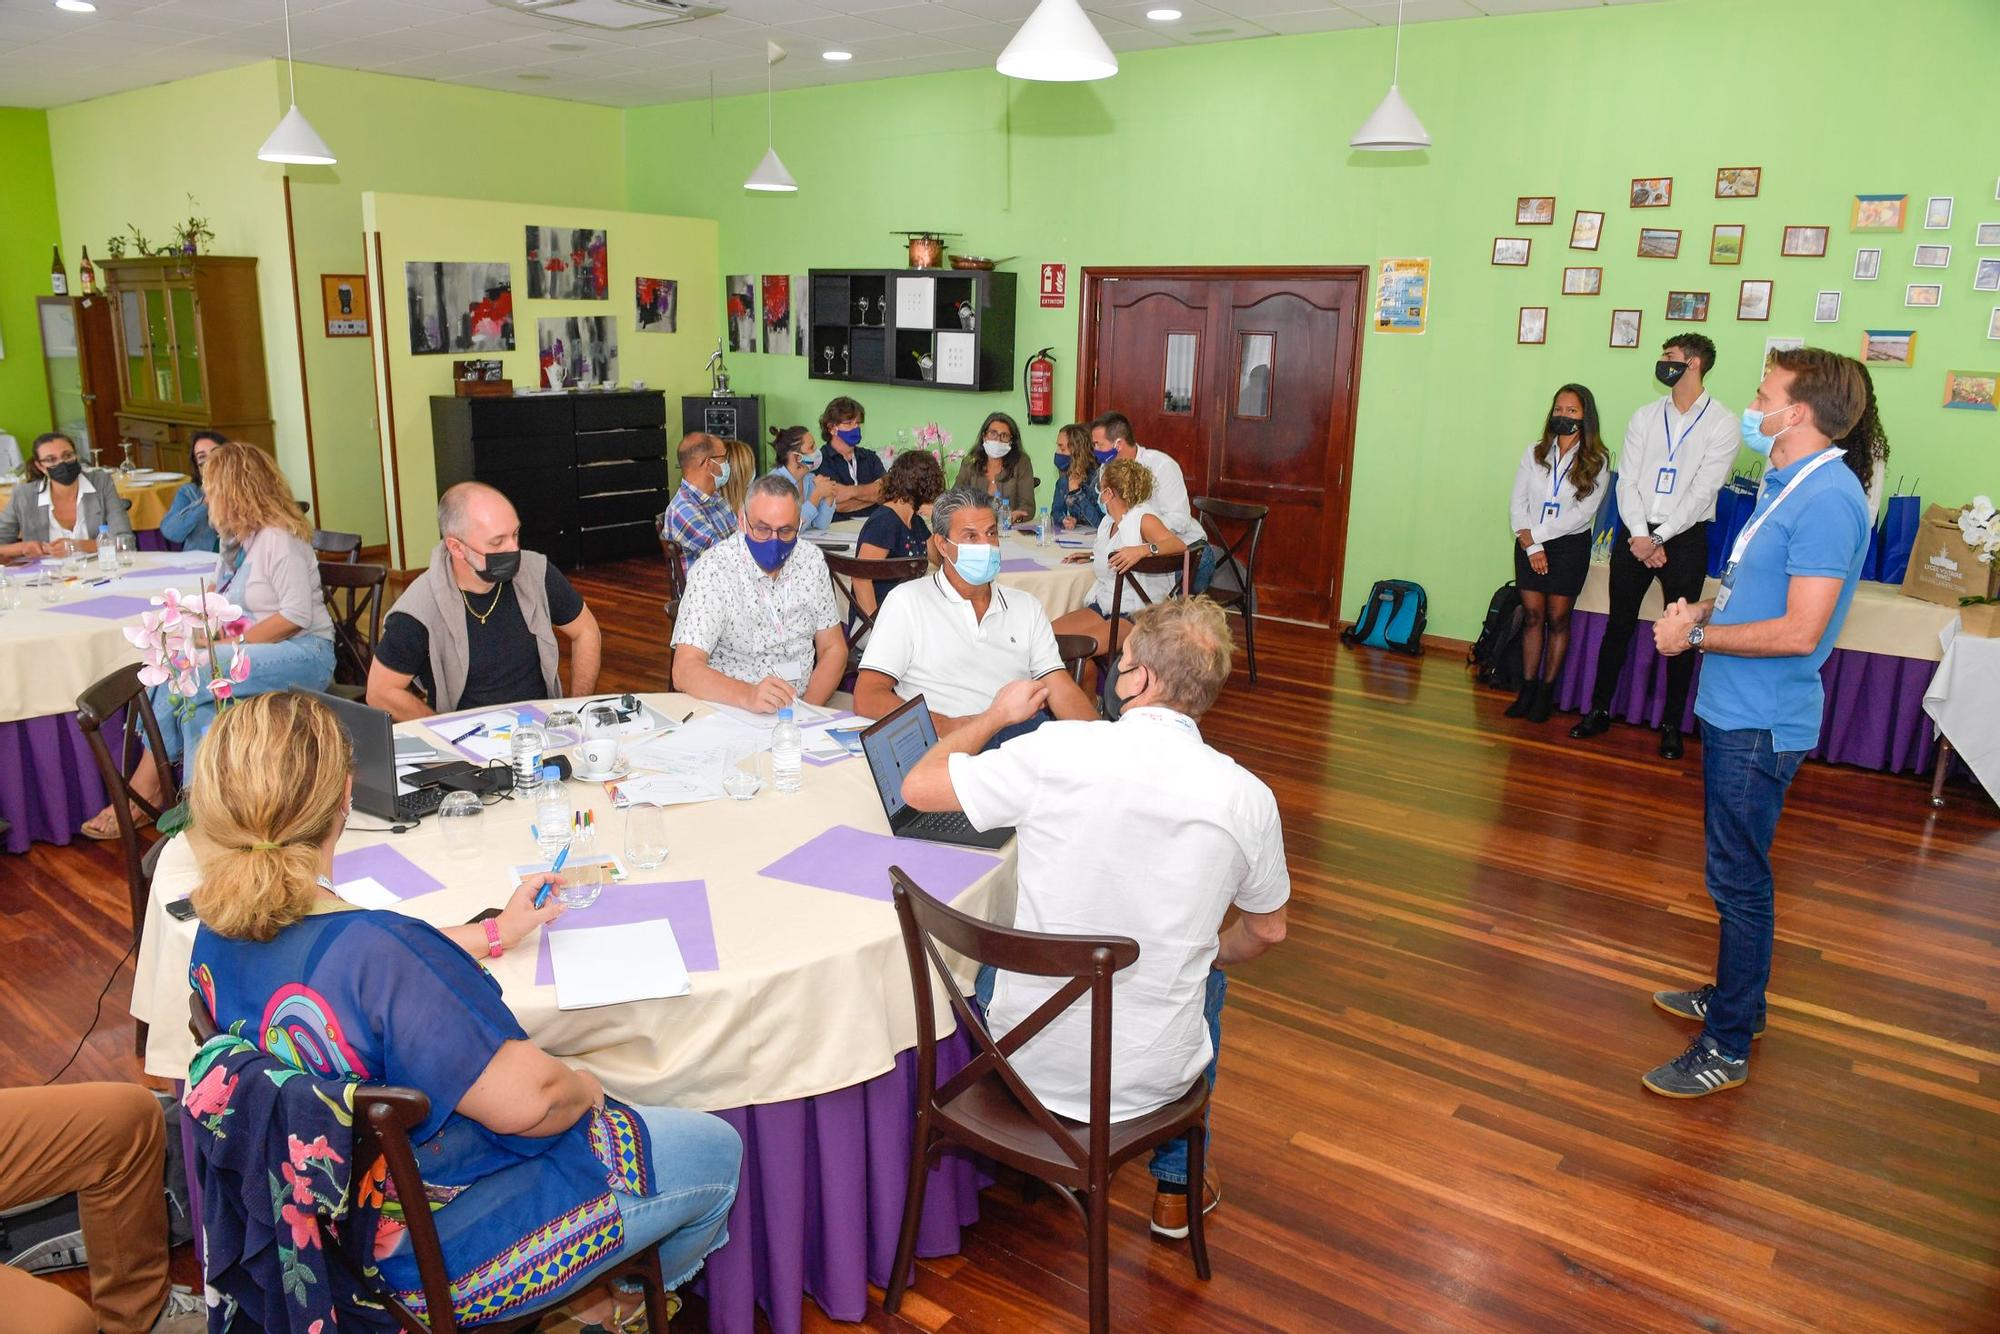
78, 245, 96, 295
50, 245, 67, 296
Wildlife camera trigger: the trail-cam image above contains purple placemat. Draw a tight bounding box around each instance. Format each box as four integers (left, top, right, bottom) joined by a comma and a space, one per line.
757, 823, 999, 903
123, 563, 217, 580
329, 844, 447, 900
998, 558, 1046, 573
47, 594, 157, 620
533, 879, 718, 984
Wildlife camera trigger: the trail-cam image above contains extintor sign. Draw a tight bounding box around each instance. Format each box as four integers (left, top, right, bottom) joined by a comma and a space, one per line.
1039, 263, 1066, 309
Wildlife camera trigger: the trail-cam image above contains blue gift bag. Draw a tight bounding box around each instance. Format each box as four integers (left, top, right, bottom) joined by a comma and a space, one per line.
1707, 474, 1761, 576
1876, 491, 1922, 584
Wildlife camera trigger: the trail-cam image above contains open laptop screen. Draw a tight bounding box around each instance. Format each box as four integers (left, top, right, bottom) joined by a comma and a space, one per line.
862, 699, 938, 821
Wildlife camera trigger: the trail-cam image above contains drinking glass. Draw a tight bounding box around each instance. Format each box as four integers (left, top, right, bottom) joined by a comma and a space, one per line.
624, 802, 669, 870
0, 574, 18, 612
62, 550, 88, 581
114, 532, 136, 568
36, 570, 62, 604
556, 866, 604, 910
437, 791, 483, 859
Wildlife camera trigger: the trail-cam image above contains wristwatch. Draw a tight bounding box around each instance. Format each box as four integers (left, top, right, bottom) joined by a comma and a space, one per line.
1687, 623, 1706, 651
1146, 542, 1159, 555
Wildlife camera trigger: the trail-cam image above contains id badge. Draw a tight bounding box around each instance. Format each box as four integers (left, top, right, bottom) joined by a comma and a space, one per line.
1541, 500, 1562, 522
777, 655, 811, 686
1714, 563, 1737, 614
1654, 466, 1678, 495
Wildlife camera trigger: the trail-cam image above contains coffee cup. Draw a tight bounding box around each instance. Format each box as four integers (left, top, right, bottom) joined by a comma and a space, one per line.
577, 740, 620, 776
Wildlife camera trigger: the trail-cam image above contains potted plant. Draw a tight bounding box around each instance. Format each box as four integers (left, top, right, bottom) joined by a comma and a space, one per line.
123, 583, 251, 833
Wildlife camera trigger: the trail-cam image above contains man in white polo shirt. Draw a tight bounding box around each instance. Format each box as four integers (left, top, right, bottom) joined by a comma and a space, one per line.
901, 596, 1289, 1239
856, 487, 1097, 742
1089, 411, 1216, 591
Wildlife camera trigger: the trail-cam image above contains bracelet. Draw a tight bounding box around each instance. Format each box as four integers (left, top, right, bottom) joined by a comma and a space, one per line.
482, 917, 504, 959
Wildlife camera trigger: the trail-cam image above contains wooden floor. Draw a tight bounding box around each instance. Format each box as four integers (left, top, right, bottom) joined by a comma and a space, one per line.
8, 554, 1997, 1332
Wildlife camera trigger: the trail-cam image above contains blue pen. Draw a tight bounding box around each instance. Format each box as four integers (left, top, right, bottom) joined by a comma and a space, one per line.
449, 723, 486, 744
534, 845, 571, 908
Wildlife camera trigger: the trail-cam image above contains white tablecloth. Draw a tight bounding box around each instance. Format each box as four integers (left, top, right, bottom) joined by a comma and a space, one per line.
1923, 623, 2000, 805
820, 519, 1094, 621
0, 551, 222, 723
131, 693, 1018, 1111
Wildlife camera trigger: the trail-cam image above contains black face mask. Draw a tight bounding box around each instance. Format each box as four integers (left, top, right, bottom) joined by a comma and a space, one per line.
472, 548, 521, 583
1655, 359, 1688, 388
1547, 415, 1582, 437
44, 460, 83, 486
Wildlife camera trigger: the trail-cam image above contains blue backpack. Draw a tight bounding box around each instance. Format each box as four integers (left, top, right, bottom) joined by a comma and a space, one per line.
1341, 579, 1427, 656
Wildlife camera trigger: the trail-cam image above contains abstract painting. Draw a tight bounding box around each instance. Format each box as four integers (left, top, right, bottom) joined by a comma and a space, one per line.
525, 225, 609, 300
636, 277, 678, 333
405, 261, 512, 355
793, 274, 808, 355
538, 315, 618, 389
726, 275, 756, 352
762, 275, 793, 354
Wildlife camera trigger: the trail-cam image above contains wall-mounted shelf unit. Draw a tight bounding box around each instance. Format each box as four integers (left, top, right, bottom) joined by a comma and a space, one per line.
806, 268, 1016, 393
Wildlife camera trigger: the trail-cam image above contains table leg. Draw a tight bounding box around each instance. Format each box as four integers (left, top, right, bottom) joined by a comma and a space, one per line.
1929, 735, 1955, 809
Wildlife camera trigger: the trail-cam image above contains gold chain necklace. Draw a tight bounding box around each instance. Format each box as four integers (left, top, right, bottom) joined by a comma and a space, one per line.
460, 583, 505, 625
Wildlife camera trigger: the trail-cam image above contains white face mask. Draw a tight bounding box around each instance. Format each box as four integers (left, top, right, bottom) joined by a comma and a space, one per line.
981, 438, 1010, 459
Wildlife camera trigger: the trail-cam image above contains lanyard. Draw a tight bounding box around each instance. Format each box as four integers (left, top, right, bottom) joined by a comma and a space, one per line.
1660, 397, 1711, 464
1727, 449, 1845, 568
1548, 446, 1576, 502
1120, 705, 1201, 741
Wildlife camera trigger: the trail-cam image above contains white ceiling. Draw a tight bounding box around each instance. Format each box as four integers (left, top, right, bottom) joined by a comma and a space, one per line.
0, 0, 1664, 110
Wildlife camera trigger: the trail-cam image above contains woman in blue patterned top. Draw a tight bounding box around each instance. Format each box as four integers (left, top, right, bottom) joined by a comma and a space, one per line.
185, 693, 740, 1328
1047, 423, 1104, 531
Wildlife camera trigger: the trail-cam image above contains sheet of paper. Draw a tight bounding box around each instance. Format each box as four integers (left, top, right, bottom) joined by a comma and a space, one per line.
702, 699, 837, 730
549, 921, 691, 1010
332, 875, 400, 910
626, 713, 770, 772
610, 772, 727, 807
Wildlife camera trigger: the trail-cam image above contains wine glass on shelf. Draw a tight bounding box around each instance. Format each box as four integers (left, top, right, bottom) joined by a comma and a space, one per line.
821, 346, 835, 377
857, 296, 873, 327
841, 347, 850, 375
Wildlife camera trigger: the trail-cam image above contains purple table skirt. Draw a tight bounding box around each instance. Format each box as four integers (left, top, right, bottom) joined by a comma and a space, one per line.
0, 707, 118, 854
1554, 608, 1940, 773
136, 529, 169, 552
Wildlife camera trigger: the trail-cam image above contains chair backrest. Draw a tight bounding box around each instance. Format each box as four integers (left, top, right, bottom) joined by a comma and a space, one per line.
1103, 546, 1200, 661
311, 528, 362, 563
319, 560, 388, 690
76, 663, 181, 947
824, 551, 929, 652
891, 867, 1138, 1171
1191, 497, 1268, 602
1056, 633, 1098, 687
656, 519, 687, 611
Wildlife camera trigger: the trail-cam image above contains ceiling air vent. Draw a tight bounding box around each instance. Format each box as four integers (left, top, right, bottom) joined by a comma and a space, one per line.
489, 0, 725, 31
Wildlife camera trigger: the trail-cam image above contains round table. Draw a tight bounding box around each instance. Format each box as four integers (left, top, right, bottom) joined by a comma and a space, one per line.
817, 518, 1095, 620
0, 471, 189, 543
132, 693, 1014, 1332
0, 550, 223, 851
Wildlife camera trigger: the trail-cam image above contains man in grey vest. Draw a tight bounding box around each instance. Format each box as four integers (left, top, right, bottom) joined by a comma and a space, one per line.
367, 483, 601, 719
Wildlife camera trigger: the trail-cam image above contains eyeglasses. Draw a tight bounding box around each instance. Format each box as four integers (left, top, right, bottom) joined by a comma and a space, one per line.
746, 523, 799, 542
38, 453, 79, 468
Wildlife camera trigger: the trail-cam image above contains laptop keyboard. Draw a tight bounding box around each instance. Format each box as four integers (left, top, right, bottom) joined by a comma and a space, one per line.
395, 786, 446, 821
908, 809, 975, 837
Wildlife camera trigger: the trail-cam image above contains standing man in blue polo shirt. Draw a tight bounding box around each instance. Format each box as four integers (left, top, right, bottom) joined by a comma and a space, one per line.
1641, 347, 1873, 1098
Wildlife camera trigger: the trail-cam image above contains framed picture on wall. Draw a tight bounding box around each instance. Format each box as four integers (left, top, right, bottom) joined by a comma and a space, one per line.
1516, 197, 1556, 225
1852, 194, 1908, 232
1715, 167, 1761, 198
1854, 248, 1882, 280
1569, 210, 1604, 251
1978, 222, 2000, 246
1924, 196, 1954, 230
1562, 266, 1602, 295
1637, 228, 1681, 259
1630, 177, 1672, 208
1913, 244, 1951, 267
1781, 226, 1829, 257
1763, 336, 1805, 368
1942, 370, 1997, 411
1988, 308, 2000, 339
1737, 279, 1774, 321
1710, 225, 1744, 265
1814, 291, 1842, 323
1974, 259, 2000, 292
1492, 237, 1532, 266
1906, 283, 1943, 308
1665, 290, 1710, 322
321, 274, 370, 337
1517, 307, 1547, 344
1863, 329, 1916, 365
1609, 308, 1642, 348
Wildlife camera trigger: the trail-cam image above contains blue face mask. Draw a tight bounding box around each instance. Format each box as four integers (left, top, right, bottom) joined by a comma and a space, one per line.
1053, 453, 1071, 473
1092, 446, 1119, 465
713, 458, 732, 486
835, 427, 862, 448
1739, 404, 1795, 458
745, 533, 795, 572
946, 539, 1000, 586
798, 450, 821, 471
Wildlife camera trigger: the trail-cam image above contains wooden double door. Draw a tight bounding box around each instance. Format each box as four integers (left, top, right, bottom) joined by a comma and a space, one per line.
1079, 267, 1364, 625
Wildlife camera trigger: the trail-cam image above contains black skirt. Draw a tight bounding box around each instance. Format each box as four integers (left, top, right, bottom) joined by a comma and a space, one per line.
1513, 530, 1592, 598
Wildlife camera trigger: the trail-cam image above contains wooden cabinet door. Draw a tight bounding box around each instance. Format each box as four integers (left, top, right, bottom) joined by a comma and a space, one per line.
166, 282, 206, 411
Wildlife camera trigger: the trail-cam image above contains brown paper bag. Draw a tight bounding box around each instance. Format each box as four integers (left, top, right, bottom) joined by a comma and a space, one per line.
1900, 504, 2000, 608
1956, 600, 2000, 637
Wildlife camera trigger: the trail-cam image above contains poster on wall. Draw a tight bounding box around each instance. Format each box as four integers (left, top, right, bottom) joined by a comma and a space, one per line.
322, 274, 369, 337
762, 275, 793, 355
793, 275, 808, 355
405, 261, 513, 355
725, 275, 756, 352
538, 315, 618, 388
635, 277, 678, 333
525, 226, 609, 300
1372, 258, 1430, 334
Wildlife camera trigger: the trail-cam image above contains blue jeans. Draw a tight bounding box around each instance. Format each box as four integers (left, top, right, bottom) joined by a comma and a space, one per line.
1699, 722, 1805, 1060
544, 1105, 741, 1301
146, 633, 336, 769
983, 708, 1053, 750
974, 964, 1226, 1187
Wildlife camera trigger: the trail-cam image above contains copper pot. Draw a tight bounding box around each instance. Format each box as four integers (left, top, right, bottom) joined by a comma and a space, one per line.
907, 235, 944, 269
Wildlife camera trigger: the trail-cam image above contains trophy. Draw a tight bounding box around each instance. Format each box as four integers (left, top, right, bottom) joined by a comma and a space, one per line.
856, 296, 872, 326
705, 338, 731, 395
821, 346, 835, 376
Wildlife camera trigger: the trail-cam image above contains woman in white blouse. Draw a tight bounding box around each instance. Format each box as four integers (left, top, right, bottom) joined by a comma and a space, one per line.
1505, 384, 1609, 722
83, 443, 335, 838
1053, 457, 1187, 663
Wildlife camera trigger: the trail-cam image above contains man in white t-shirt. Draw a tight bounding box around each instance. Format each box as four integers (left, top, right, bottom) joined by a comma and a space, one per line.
1089, 411, 1217, 591
901, 596, 1289, 1239
856, 487, 1096, 741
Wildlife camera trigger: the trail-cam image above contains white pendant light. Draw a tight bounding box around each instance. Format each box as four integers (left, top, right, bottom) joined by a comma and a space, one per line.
1349, 0, 1429, 152
744, 43, 798, 193
258, 0, 336, 164
996, 0, 1118, 83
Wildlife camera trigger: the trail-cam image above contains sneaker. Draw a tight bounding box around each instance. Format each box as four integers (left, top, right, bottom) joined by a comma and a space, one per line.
1642, 1036, 1747, 1098
1149, 1171, 1221, 1240
150, 1285, 206, 1334
1652, 984, 1765, 1039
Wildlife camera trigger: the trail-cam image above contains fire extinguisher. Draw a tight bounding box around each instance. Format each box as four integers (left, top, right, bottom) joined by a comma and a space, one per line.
1024, 347, 1056, 426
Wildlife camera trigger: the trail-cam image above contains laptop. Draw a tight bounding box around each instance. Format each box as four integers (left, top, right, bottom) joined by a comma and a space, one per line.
296, 689, 454, 822
860, 696, 1012, 849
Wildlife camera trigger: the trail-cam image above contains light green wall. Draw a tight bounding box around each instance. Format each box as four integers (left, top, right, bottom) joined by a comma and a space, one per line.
0, 107, 62, 448
625, 0, 2000, 637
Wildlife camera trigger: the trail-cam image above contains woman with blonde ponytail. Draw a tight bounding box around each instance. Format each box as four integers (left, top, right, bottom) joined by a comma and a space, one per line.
187, 694, 741, 1324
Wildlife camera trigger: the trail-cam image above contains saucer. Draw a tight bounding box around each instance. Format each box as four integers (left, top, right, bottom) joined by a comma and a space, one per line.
573, 763, 632, 783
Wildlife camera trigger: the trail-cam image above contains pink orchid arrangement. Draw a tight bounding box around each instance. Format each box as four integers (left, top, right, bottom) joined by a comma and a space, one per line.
121, 582, 251, 720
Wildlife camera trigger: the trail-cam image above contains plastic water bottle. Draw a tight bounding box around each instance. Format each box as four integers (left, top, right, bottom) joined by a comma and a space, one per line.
993, 488, 1011, 533
1036, 506, 1051, 546
772, 708, 803, 794
534, 767, 571, 862
511, 723, 545, 797
96, 525, 118, 574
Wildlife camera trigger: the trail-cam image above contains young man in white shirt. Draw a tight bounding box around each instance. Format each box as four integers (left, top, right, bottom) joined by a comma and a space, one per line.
856, 487, 1097, 740
1089, 412, 1217, 592
901, 596, 1289, 1238
1571, 333, 1739, 760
